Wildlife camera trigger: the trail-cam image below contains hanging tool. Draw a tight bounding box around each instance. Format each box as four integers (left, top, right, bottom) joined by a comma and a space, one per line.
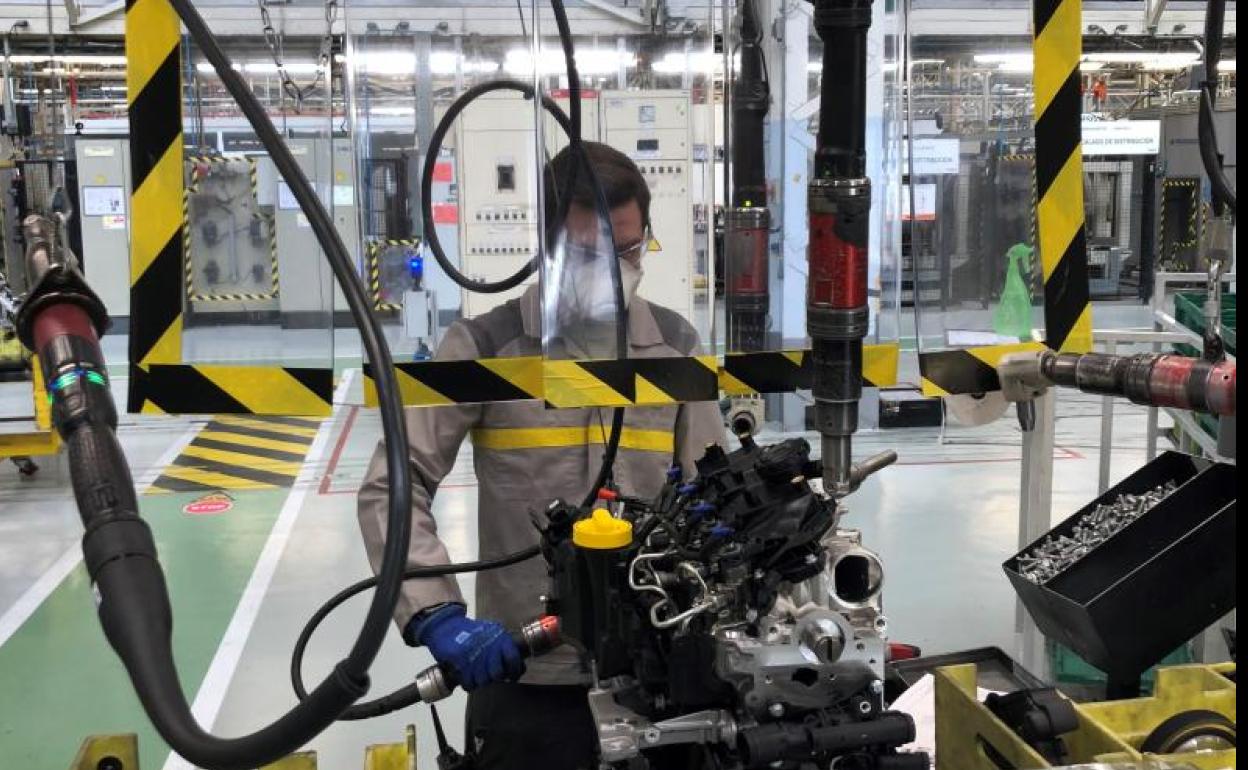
725, 0, 770, 353
807, 0, 896, 497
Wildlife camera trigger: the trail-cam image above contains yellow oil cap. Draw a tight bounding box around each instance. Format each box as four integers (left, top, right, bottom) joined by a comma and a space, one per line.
573, 509, 633, 550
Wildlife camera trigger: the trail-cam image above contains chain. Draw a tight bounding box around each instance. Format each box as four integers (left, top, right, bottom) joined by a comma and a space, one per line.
257, 0, 339, 111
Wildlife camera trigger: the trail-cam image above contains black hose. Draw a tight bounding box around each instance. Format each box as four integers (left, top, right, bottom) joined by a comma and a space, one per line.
93, 2, 417, 767
1198, 0, 1235, 215
290, 547, 543, 720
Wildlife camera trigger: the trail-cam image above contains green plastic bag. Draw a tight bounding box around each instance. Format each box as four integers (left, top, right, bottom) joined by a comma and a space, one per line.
993, 243, 1034, 339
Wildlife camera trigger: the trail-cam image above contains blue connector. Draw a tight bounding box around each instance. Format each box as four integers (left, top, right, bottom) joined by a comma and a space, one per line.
666, 465, 683, 482
687, 501, 716, 524
677, 483, 699, 497
710, 525, 735, 539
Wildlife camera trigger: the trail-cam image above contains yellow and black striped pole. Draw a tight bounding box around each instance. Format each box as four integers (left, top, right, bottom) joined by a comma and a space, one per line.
127, 0, 184, 375
1033, 0, 1093, 353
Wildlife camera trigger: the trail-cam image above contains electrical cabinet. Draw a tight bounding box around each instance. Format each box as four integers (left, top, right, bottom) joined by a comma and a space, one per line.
600, 90, 694, 321
455, 89, 694, 323
274, 137, 356, 322
454, 94, 548, 318
73, 138, 131, 318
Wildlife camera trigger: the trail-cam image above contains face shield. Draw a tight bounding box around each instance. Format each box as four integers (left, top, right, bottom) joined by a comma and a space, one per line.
543, 198, 644, 360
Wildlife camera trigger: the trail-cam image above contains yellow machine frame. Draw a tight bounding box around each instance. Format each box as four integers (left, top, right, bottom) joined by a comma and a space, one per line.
936, 662, 1237, 770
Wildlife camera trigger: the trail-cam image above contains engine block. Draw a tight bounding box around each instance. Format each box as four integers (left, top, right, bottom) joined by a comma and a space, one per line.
539, 437, 929, 770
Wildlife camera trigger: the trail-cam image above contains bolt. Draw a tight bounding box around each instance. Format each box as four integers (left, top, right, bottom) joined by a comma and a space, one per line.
768, 703, 786, 718
869, 680, 884, 696
643, 727, 662, 744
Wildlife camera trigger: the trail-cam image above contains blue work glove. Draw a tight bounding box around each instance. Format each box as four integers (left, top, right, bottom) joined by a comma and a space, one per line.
410, 604, 525, 691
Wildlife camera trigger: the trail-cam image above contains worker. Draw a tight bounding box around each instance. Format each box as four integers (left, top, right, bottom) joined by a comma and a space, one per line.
358, 141, 726, 770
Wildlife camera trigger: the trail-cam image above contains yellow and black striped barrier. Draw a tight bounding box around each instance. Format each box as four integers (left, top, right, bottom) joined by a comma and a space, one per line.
130, 364, 333, 416
719, 344, 900, 396
126, 0, 185, 371
363, 344, 900, 409
1032, 0, 1092, 355
363, 355, 720, 409
126, 0, 331, 416
919, 342, 1046, 397
365, 238, 421, 311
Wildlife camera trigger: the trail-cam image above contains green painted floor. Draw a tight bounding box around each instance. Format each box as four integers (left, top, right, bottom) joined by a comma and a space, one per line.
0, 488, 290, 770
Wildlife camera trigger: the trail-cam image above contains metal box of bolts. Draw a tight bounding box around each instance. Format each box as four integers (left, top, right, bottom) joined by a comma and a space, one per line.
934, 662, 1235, 770
1003, 452, 1236, 688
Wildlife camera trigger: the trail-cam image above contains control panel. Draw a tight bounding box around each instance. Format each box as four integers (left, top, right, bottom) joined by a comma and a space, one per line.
601, 90, 694, 321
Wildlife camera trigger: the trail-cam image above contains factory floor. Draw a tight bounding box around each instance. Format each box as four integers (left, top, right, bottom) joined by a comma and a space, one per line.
0, 300, 1188, 770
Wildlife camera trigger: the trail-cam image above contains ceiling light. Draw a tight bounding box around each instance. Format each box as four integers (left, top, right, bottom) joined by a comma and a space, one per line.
651, 51, 722, 75
504, 48, 635, 76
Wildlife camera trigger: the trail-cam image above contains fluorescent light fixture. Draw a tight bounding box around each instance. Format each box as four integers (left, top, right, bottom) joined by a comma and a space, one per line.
651, 51, 721, 75
1083, 51, 1199, 70
974, 52, 1033, 72
504, 48, 635, 76
243, 60, 322, 75
8, 54, 127, 65
196, 60, 243, 74
360, 50, 417, 75
1218, 59, 1235, 72
369, 106, 415, 117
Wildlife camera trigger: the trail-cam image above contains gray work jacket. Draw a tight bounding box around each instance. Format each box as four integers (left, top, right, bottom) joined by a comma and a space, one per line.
358, 287, 726, 684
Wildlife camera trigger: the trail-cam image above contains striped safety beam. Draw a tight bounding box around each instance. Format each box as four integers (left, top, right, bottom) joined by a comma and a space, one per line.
363, 345, 900, 409
1033, 0, 1093, 354
919, 342, 1047, 398
719, 344, 900, 396
127, 0, 185, 370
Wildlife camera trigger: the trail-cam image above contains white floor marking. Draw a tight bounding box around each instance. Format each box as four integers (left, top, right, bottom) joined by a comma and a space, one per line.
161, 407, 340, 770
0, 421, 203, 648
333, 367, 358, 406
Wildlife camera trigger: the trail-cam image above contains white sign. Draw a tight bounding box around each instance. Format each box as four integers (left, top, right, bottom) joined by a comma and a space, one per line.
902, 183, 937, 221
83, 145, 116, 158
277, 181, 299, 211
905, 137, 960, 175
1081, 119, 1161, 156
102, 215, 127, 230
82, 186, 125, 217
333, 185, 355, 207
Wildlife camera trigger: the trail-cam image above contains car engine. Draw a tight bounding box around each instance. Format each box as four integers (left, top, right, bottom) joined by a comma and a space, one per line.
538, 436, 930, 769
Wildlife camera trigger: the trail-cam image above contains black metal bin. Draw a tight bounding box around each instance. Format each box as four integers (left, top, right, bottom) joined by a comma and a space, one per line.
1004, 451, 1236, 683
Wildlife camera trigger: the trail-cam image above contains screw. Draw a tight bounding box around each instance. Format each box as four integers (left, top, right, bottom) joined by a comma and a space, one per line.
869, 680, 884, 696
768, 703, 786, 718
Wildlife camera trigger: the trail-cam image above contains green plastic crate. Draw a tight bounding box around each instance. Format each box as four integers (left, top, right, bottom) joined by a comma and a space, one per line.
1173, 292, 1236, 357
1049, 639, 1192, 692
